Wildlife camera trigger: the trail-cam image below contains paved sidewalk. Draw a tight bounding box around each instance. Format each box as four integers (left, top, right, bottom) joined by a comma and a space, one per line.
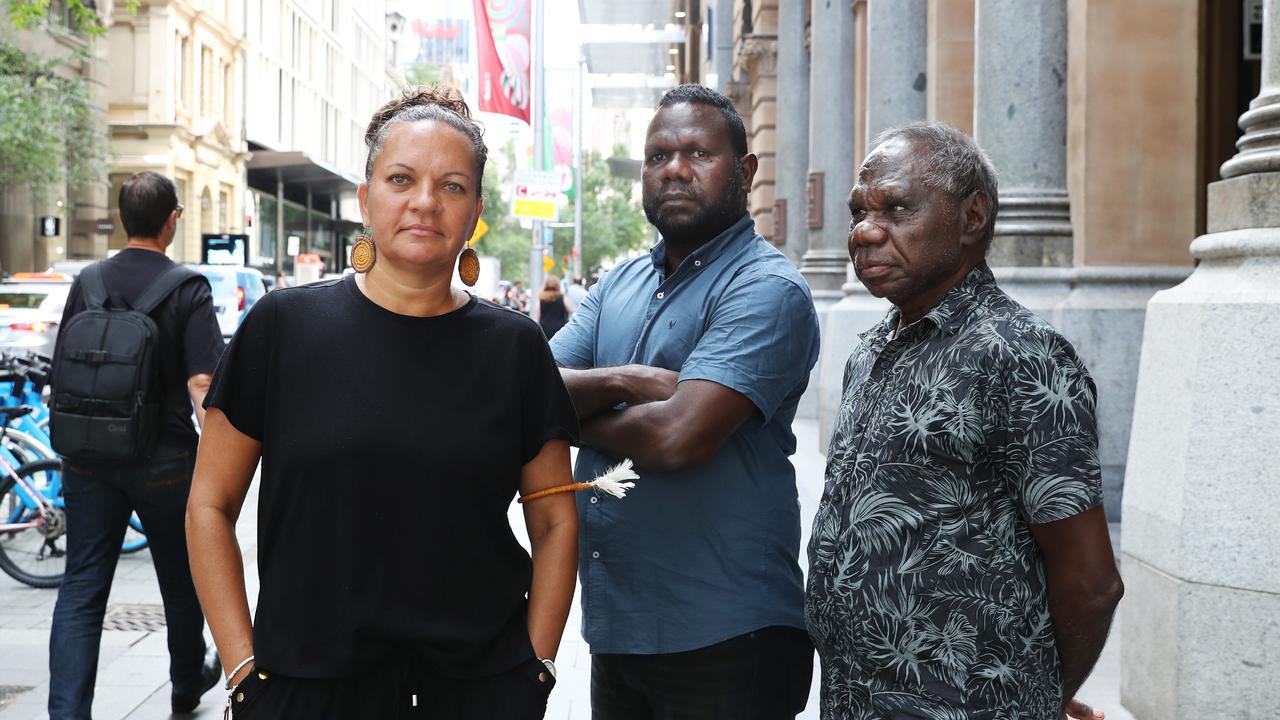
0, 419, 1131, 719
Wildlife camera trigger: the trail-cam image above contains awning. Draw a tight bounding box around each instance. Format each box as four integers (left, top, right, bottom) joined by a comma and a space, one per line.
246, 151, 362, 195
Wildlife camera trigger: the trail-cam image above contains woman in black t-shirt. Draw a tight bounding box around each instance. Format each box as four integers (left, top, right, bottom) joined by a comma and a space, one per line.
186, 87, 580, 719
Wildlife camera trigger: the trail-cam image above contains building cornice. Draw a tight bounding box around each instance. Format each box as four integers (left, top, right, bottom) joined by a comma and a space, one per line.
736, 33, 778, 77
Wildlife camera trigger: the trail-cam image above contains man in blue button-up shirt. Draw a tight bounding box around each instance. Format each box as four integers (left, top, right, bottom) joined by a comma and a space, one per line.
550, 85, 821, 719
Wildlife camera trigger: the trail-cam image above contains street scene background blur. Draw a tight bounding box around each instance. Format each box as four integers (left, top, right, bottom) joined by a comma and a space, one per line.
1, 0, 1278, 719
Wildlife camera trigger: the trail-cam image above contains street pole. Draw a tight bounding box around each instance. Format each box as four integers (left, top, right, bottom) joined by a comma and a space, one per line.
529, 0, 545, 315
573, 54, 584, 281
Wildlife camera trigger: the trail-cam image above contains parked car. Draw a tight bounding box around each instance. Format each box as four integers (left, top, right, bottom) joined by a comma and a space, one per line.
0, 273, 73, 357
194, 265, 267, 338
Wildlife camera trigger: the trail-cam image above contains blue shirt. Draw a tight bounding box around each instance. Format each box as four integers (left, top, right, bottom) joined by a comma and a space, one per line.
550, 215, 821, 654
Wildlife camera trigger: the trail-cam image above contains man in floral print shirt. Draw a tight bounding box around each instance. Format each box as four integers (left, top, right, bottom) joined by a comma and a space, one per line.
806, 122, 1124, 720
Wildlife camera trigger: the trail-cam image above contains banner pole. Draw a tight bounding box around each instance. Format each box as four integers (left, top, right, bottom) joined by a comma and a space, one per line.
529, 0, 546, 313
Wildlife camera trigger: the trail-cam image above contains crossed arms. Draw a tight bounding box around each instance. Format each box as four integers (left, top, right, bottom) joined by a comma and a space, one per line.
558, 365, 756, 472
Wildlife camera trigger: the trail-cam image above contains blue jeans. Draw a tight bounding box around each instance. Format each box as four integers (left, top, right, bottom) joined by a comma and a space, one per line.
48, 451, 208, 720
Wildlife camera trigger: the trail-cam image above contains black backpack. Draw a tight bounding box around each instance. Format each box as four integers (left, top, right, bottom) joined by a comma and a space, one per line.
49, 262, 201, 462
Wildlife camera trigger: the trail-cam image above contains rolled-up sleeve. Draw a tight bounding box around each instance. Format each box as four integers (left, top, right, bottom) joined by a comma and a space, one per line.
678, 273, 820, 424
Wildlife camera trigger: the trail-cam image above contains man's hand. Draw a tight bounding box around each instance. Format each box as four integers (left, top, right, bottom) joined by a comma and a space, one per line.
1063, 697, 1104, 719
616, 365, 678, 406
558, 365, 679, 420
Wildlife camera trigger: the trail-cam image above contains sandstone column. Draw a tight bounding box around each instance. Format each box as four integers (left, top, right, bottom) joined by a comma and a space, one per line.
865, 0, 928, 144
815, 0, 927, 445
773, 0, 809, 266
973, 0, 1071, 267
1121, 1, 1280, 717
799, 0, 856, 304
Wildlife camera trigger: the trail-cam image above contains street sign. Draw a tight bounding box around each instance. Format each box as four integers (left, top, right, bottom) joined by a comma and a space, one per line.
39, 217, 60, 237
511, 169, 561, 221
471, 217, 489, 244
543, 254, 554, 273
203, 233, 250, 266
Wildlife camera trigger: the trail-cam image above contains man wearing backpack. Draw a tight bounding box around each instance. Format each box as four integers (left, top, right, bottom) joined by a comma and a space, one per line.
47, 172, 225, 719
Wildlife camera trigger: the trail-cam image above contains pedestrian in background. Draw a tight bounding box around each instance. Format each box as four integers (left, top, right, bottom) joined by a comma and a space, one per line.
806, 122, 1120, 720
47, 171, 224, 719
186, 86, 579, 719
511, 279, 529, 314
550, 84, 820, 719
537, 275, 569, 340
563, 275, 587, 314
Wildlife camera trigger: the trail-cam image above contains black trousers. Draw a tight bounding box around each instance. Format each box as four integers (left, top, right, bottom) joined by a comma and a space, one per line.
230, 654, 554, 719
49, 451, 207, 720
591, 625, 814, 720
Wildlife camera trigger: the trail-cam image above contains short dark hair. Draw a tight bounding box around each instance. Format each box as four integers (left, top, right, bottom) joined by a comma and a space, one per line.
870, 122, 1000, 246
119, 171, 179, 238
656, 84, 749, 157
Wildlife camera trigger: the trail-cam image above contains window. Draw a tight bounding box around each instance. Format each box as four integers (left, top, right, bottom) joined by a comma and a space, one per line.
178, 35, 190, 110
224, 62, 234, 127
201, 46, 214, 116
219, 188, 230, 232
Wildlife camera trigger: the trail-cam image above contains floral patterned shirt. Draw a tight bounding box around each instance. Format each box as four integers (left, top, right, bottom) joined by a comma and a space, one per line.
806, 264, 1104, 720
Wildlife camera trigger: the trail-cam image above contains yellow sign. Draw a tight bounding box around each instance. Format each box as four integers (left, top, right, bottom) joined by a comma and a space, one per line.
543, 255, 555, 273
513, 198, 558, 221
469, 218, 489, 245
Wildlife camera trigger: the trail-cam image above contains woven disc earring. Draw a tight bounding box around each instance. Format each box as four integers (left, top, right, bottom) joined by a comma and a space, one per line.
458, 246, 480, 286
351, 230, 375, 273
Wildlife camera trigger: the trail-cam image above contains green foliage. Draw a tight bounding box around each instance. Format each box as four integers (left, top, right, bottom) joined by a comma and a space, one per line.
473, 141, 533, 285
404, 63, 443, 87
473, 142, 650, 285
7, 0, 139, 37
0, 37, 106, 199
549, 145, 650, 279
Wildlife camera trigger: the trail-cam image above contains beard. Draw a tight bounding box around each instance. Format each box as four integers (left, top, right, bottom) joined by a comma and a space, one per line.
643, 166, 748, 245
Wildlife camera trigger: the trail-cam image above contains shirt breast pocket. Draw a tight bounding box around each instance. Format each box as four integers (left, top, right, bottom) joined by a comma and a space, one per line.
641, 312, 703, 371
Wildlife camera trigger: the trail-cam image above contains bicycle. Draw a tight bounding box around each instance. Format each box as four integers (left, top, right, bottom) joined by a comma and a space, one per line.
0, 404, 66, 588
5, 352, 149, 554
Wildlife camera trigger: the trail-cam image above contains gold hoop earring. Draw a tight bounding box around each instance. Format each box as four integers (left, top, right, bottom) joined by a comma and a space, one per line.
351, 231, 375, 273
458, 246, 480, 287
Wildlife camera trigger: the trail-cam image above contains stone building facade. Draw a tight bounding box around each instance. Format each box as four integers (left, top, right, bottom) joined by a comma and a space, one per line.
0, 1, 111, 273
718, 0, 1265, 522
105, 0, 250, 263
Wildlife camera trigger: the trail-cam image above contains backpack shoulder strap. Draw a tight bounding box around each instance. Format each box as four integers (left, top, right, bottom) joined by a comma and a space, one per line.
77, 263, 109, 311
132, 265, 202, 315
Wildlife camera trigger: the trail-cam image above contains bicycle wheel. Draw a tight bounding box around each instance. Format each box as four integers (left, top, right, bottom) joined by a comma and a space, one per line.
0, 459, 67, 588
121, 513, 148, 554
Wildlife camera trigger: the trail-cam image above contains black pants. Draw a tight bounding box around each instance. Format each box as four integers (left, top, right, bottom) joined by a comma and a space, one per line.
48, 451, 207, 720
230, 655, 554, 719
591, 625, 814, 720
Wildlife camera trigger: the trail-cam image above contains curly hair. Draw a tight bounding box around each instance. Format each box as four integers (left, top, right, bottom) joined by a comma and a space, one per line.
363, 85, 488, 184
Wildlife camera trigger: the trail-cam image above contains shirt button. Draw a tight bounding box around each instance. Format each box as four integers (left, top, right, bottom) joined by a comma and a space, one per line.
592, 551, 600, 559
590, 496, 598, 504
656, 291, 664, 299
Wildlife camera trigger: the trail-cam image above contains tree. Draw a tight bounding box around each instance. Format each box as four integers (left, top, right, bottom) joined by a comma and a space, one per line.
472, 142, 650, 286
8, 0, 139, 37
550, 145, 650, 279
0, 37, 105, 200
473, 141, 533, 285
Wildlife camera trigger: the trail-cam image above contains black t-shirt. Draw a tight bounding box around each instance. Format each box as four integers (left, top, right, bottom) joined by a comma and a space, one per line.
59, 248, 225, 455
204, 274, 579, 679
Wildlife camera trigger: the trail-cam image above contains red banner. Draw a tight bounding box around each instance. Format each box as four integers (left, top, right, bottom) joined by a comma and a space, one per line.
474, 0, 531, 124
